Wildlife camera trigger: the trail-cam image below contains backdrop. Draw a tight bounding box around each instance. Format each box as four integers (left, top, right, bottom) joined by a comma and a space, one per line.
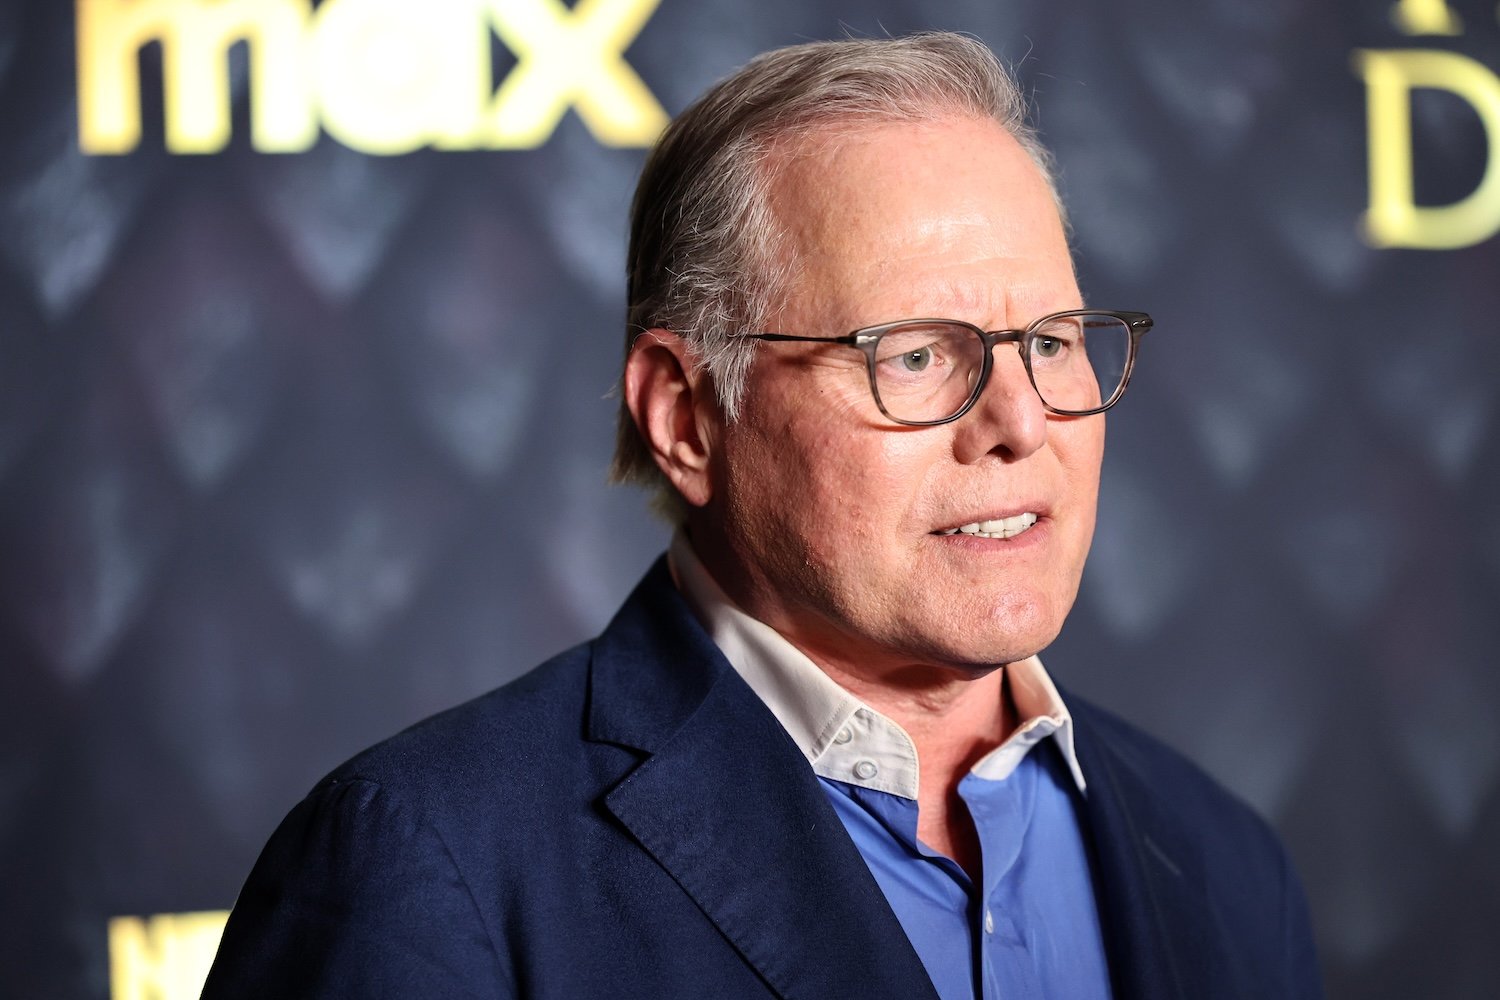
2, 1, 1498, 997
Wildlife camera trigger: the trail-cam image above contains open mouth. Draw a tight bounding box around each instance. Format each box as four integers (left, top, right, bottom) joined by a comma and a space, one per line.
934, 512, 1039, 540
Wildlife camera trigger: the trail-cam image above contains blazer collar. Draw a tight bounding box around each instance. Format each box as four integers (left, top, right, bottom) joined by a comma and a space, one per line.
587, 559, 939, 1000
1068, 696, 1216, 1000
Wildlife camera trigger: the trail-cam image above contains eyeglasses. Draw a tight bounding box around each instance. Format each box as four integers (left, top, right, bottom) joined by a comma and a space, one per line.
737, 309, 1153, 426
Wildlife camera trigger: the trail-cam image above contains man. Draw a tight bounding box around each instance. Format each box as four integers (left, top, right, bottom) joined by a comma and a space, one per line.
205, 33, 1321, 999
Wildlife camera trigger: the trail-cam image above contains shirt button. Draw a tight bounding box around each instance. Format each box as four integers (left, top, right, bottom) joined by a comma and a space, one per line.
834, 728, 852, 745
984, 909, 995, 934
853, 760, 878, 780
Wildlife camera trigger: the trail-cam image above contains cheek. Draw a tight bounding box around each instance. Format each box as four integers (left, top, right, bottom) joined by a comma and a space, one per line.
1052, 420, 1104, 555
808, 423, 929, 512
724, 358, 952, 538
1055, 418, 1104, 492
775, 434, 882, 548
725, 407, 911, 557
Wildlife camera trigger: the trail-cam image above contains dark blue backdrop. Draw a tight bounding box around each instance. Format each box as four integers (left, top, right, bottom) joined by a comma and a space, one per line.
2, 1, 1498, 997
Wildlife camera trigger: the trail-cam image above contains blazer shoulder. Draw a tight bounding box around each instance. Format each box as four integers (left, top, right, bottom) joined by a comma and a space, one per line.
315, 554, 694, 803
319, 639, 604, 805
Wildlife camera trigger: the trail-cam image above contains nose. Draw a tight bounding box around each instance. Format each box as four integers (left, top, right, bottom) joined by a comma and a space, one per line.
951, 345, 1048, 463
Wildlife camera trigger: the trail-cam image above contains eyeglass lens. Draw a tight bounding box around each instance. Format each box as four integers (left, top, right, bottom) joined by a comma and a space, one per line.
871, 314, 1132, 421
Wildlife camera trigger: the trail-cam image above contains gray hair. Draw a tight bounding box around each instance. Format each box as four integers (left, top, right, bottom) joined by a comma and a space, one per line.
611, 32, 1060, 520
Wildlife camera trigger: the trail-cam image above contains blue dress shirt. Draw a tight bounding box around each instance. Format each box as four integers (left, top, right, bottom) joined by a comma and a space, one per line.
820, 741, 1113, 1000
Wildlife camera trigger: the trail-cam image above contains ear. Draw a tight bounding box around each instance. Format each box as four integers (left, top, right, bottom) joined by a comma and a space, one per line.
621, 329, 720, 509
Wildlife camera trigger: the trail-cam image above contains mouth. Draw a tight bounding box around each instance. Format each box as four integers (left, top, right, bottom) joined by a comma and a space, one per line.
934, 512, 1040, 540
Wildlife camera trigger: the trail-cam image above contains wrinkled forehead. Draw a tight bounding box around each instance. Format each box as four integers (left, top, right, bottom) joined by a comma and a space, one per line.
760, 117, 1077, 330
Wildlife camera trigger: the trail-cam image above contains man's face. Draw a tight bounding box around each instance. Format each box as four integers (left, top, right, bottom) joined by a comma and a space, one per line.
690, 115, 1103, 678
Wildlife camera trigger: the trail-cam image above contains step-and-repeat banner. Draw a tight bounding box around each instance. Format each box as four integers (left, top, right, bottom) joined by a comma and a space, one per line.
2, 1, 1498, 997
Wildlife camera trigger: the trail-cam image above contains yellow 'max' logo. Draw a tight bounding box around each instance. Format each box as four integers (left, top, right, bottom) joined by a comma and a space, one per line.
75, 0, 668, 155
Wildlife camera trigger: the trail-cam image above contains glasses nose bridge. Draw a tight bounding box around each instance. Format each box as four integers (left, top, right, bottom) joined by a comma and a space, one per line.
979, 327, 1028, 358
976, 329, 1032, 385
967, 325, 1040, 408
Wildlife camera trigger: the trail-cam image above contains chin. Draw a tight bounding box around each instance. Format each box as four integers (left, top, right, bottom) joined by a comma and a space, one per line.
956, 636, 1054, 670
887, 616, 1062, 672
952, 593, 1068, 665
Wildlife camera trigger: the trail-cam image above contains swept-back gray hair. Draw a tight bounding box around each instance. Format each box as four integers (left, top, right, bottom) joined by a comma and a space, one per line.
611, 32, 1059, 520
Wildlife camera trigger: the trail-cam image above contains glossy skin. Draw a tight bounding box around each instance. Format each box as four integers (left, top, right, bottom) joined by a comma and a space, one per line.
688, 117, 1102, 688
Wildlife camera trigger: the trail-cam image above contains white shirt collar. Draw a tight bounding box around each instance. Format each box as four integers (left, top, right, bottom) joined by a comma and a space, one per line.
669, 530, 1087, 800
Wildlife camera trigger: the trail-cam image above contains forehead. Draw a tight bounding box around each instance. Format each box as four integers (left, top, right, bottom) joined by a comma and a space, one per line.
764, 116, 1076, 327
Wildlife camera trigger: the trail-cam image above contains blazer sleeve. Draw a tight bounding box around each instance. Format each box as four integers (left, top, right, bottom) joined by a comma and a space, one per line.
202, 777, 510, 999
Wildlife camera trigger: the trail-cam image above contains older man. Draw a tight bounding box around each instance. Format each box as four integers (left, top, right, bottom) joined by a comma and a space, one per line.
205, 33, 1320, 1000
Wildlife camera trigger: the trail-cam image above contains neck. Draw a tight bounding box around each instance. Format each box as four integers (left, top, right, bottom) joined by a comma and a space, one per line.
816, 654, 1018, 787
819, 656, 1016, 883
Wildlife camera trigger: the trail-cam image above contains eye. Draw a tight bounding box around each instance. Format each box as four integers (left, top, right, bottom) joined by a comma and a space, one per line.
901, 345, 936, 371
1030, 320, 1084, 363
876, 336, 948, 374
872, 323, 973, 387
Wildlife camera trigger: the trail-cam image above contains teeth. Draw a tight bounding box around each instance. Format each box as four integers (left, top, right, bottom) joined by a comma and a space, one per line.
939, 512, 1038, 539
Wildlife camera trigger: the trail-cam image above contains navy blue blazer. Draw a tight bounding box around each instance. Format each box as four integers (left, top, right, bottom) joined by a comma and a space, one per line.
203, 558, 1321, 999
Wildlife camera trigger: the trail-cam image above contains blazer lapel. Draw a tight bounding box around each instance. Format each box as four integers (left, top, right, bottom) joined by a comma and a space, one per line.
587, 561, 939, 1000
1070, 701, 1216, 1000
